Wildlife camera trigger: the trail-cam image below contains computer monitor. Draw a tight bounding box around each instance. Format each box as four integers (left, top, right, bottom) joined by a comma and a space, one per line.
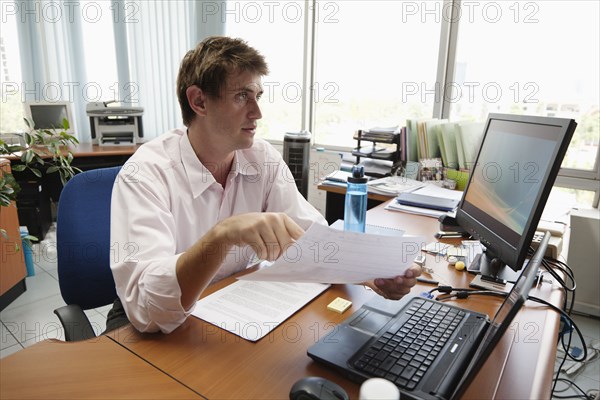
23, 101, 75, 135
456, 113, 576, 282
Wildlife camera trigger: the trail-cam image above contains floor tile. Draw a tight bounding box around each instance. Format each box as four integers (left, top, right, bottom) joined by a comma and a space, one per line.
19, 327, 63, 350
94, 304, 113, 318
552, 374, 599, 399
572, 313, 600, 340
0, 294, 67, 344
0, 343, 24, 359
32, 243, 58, 272
2, 270, 61, 311
1, 322, 20, 350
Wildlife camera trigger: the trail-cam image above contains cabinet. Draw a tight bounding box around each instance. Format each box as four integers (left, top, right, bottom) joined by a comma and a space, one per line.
0, 159, 27, 311
352, 129, 402, 175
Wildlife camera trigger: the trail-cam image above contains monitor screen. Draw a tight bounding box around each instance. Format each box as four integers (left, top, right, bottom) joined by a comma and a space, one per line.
23, 101, 75, 134
456, 113, 576, 280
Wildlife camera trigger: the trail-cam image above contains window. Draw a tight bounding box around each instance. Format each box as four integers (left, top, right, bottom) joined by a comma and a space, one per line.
79, 0, 118, 104
225, 1, 305, 142
447, 0, 599, 206
0, 10, 25, 134
9, 1, 600, 208
312, 1, 442, 148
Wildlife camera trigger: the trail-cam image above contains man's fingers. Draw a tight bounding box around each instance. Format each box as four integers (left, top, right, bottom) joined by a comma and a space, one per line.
283, 216, 305, 240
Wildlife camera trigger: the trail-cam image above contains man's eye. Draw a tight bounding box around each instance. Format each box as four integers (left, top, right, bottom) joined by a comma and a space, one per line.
236, 92, 248, 101
256, 93, 262, 101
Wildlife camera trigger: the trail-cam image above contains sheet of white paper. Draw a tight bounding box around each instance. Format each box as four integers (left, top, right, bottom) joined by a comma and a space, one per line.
192, 280, 329, 341
412, 184, 464, 201
385, 202, 448, 218
239, 224, 425, 284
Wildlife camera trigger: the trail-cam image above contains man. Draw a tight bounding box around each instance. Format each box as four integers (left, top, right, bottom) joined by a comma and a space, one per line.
109, 36, 420, 334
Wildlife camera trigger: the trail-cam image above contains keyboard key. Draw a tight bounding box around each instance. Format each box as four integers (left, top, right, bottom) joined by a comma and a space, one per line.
401, 366, 417, 380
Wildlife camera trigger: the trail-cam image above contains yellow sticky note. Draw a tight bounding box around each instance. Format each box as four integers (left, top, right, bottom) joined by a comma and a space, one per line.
327, 297, 352, 314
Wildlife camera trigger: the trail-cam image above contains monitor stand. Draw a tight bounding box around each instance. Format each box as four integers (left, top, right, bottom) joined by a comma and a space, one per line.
467, 253, 522, 284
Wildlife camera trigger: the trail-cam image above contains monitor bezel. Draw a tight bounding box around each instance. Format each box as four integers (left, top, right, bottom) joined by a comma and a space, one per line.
23, 101, 76, 136
456, 113, 576, 272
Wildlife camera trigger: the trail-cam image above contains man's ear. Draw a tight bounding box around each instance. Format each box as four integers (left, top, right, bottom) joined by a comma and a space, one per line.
186, 86, 207, 116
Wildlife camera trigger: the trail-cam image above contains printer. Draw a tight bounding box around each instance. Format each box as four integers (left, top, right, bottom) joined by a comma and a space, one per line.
87, 101, 144, 145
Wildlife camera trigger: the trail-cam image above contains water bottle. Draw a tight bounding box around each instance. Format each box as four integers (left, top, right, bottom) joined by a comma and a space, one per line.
344, 165, 368, 232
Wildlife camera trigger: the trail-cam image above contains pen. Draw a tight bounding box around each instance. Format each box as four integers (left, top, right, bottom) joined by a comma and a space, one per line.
417, 277, 439, 285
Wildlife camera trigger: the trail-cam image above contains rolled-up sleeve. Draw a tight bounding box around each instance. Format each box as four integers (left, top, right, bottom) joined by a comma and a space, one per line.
110, 166, 192, 333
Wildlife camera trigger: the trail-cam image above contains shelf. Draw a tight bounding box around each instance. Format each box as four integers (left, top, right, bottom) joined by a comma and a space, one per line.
353, 129, 402, 171
352, 133, 399, 144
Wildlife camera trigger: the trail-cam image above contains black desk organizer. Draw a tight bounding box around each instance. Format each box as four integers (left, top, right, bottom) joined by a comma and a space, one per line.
352, 129, 402, 176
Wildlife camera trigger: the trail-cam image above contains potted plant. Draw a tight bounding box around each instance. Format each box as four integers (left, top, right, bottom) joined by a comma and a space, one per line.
1, 117, 80, 245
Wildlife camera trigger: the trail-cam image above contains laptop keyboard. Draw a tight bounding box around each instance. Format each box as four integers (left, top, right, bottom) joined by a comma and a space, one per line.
352, 299, 465, 390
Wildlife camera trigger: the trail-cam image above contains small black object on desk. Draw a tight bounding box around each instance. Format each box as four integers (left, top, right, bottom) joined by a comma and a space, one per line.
289, 376, 349, 400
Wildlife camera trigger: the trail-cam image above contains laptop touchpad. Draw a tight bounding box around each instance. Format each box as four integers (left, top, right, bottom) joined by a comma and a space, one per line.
349, 309, 391, 335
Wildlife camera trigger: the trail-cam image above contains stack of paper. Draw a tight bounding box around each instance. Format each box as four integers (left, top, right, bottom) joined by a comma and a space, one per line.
385, 184, 463, 218
367, 176, 424, 196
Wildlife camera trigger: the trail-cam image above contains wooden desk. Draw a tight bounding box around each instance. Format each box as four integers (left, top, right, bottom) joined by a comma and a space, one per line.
0, 202, 562, 399
9, 143, 142, 240
317, 183, 395, 225
0, 336, 203, 399
107, 202, 563, 400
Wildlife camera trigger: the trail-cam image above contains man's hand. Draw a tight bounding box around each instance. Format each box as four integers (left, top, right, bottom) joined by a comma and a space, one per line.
365, 265, 422, 300
214, 212, 305, 261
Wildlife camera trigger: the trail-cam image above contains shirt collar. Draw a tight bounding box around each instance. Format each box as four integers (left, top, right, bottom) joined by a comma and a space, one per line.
180, 131, 213, 198
179, 132, 260, 198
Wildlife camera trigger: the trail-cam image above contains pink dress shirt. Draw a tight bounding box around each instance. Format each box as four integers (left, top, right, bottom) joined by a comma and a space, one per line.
110, 128, 326, 333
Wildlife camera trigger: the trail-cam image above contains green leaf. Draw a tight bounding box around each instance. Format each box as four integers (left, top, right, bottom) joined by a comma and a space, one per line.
22, 234, 38, 242
46, 165, 60, 174
24, 132, 33, 146
11, 164, 26, 172
0, 194, 10, 207
23, 117, 31, 128
30, 168, 42, 178
22, 149, 34, 164
0, 186, 14, 195
34, 155, 45, 166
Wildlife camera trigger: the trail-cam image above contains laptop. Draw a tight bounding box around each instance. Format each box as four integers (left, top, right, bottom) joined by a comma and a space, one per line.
308, 233, 550, 400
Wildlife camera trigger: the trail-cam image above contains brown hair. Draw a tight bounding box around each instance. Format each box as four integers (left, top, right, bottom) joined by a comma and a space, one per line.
176, 36, 269, 126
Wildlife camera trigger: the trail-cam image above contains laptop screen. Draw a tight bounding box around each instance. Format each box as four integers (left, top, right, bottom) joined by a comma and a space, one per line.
452, 233, 549, 398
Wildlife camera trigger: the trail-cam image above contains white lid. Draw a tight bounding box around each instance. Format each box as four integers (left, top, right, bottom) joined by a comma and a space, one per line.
359, 378, 400, 400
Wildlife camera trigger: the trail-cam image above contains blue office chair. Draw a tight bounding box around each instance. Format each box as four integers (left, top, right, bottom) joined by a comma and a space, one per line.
53, 166, 121, 341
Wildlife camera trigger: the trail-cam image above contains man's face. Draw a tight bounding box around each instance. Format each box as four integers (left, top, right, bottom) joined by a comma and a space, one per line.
203, 70, 264, 153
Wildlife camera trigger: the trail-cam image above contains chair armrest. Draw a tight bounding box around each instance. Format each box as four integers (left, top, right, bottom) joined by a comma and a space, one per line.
53, 304, 97, 341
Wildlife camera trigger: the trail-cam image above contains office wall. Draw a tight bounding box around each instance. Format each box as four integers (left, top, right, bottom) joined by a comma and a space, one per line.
568, 208, 600, 317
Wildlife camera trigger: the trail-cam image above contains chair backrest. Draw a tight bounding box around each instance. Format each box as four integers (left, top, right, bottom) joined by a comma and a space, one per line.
56, 166, 121, 310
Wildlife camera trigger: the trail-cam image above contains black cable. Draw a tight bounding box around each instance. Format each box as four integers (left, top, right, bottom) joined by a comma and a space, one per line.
436, 290, 507, 302
528, 294, 590, 400
552, 378, 593, 399
528, 295, 587, 362
529, 246, 577, 315
554, 317, 576, 397
545, 256, 577, 315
